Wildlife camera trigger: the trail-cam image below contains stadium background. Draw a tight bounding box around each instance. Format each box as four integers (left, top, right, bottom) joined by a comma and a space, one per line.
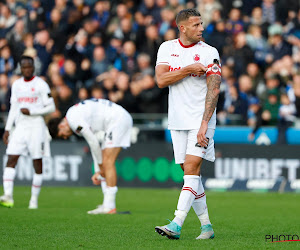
1, 0, 300, 191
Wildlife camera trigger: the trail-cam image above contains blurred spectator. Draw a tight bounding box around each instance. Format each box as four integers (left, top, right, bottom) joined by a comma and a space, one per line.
249, 7, 269, 37
292, 74, 300, 118
246, 25, 269, 65
158, 7, 176, 36
138, 0, 161, 23
136, 53, 154, 76
262, 89, 280, 126
224, 84, 248, 125
0, 73, 10, 111
113, 17, 136, 43
115, 41, 138, 76
206, 19, 230, 57
224, 31, 254, 77
27, 0, 46, 33
111, 72, 137, 113
140, 24, 163, 66
56, 84, 75, 117
105, 36, 123, 65
90, 85, 104, 99
163, 28, 177, 41
197, 0, 222, 28
77, 87, 89, 102
266, 24, 292, 64
246, 63, 265, 98
0, 45, 14, 77
34, 29, 54, 76
225, 8, 244, 35
277, 93, 296, 144
62, 59, 80, 90
6, 19, 26, 62
48, 7, 67, 53
91, 46, 109, 77
0, 4, 17, 36
107, 3, 131, 37
92, 0, 110, 32
261, 0, 276, 24
131, 74, 163, 113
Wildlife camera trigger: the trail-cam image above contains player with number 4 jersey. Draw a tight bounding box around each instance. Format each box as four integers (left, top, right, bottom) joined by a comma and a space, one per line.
48, 99, 133, 214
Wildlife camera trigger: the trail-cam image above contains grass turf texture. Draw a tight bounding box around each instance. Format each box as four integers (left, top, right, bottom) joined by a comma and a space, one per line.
0, 187, 299, 249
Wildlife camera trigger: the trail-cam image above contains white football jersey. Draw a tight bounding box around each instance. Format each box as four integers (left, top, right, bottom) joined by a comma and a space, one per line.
156, 39, 220, 130
8, 76, 53, 128
66, 99, 127, 136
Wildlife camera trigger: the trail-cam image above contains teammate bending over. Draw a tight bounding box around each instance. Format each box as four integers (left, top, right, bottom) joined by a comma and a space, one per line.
154, 9, 221, 240
0, 55, 55, 209
48, 98, 133, 214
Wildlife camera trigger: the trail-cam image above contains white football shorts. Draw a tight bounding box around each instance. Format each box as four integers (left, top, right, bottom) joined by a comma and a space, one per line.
102, 111, 133, 149
171, 128, 215, 164
6, 124, 46, 159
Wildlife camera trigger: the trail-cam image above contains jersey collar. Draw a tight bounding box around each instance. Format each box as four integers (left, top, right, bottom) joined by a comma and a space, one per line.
178, 39, 197, 48
24, 76, 35, 82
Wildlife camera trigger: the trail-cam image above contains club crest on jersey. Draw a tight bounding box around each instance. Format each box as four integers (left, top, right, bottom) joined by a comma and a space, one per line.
31, 88, 35, 92
193, 54, 200, 62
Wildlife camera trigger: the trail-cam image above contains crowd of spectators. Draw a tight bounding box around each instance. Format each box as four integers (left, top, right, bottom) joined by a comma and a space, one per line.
0, 0, 300, 142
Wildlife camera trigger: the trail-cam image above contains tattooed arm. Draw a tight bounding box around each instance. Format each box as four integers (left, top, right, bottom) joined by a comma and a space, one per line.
197, 74, 221, 147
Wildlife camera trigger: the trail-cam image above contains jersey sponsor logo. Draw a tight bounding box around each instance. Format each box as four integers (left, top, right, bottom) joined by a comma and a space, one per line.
171, 54, 179, 57
193, 54, 200, 62
17, 97, 38, 103
169, 66, 181, 71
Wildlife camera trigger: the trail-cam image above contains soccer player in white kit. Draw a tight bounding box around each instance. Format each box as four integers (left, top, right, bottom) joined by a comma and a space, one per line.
154, 9, 221, 240
0, 56, 55, 209
48, 98, 133, 214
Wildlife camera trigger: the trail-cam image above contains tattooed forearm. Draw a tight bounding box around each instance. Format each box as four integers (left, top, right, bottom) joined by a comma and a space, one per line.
203, 75, 221, 122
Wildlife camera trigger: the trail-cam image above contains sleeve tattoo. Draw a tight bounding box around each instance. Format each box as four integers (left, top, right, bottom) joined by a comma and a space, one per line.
203, 75, 221, 122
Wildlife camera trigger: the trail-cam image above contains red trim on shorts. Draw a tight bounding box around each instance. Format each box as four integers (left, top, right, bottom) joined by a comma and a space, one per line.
178, 39, 197, 48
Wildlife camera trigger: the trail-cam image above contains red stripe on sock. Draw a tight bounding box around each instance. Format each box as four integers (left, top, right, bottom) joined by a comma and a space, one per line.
32, 185, 41, 188
182, 187, 197, 196
195, 192, 206, 200
3, 179, 13, 182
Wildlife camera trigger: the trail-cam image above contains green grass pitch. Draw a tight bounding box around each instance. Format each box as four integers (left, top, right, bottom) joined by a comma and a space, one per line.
0, 186, 299, 249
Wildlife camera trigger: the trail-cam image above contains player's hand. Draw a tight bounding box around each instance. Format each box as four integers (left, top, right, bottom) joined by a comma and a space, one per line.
91, 172, 101, 185
187, 63, 207, 76
3, 130, 9, 145
197, 121, 208, 148
20, 108, 30, 115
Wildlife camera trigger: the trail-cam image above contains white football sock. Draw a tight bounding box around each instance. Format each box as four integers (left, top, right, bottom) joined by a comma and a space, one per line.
192, 176, 211, 226
173, 175, 200, 227
3, 167, 16, 197
103, 186, 118, 209
31, 173, 43, 200
99, 176, 107, 194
